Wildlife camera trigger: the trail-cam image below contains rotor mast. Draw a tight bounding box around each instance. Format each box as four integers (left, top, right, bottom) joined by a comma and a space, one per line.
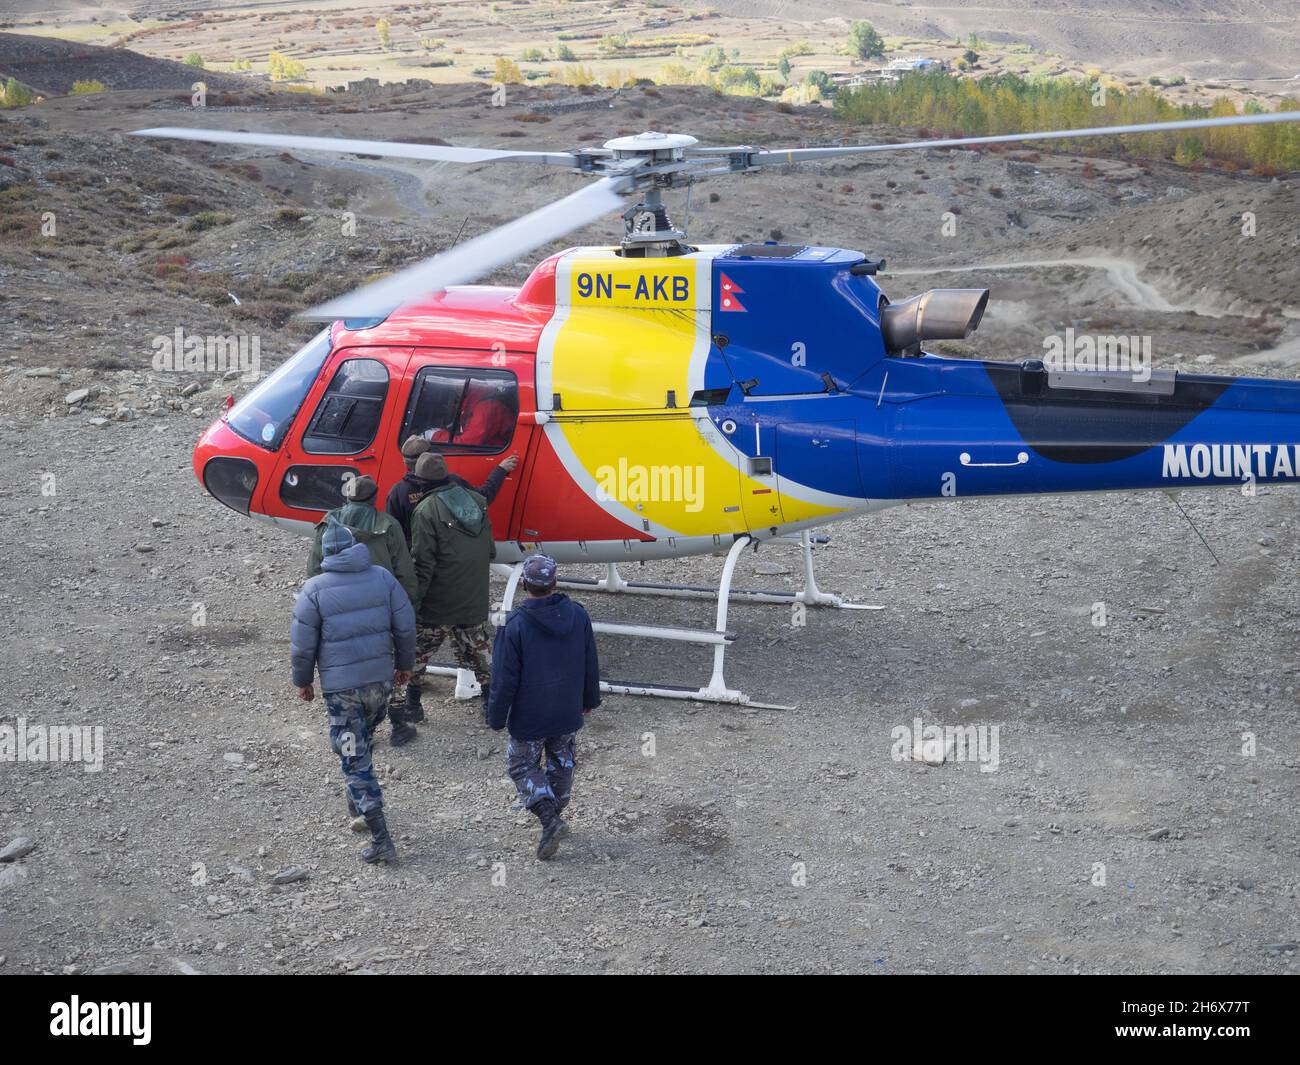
601, 131, 698, 256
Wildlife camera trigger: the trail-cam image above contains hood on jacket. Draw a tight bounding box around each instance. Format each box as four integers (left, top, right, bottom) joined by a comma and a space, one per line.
435, 483, 484, 534
517, 593, 579, 637
333, 500, 379, 532
320, 541, 372, 573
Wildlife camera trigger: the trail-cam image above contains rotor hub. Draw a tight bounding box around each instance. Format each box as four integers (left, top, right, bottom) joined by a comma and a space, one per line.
602, 131, 699, 162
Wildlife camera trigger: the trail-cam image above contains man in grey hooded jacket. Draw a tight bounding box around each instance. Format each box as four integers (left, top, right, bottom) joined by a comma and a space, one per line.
291, 524, 416, 863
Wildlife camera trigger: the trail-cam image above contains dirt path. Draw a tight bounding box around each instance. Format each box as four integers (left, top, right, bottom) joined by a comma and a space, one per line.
892, 256, 1300, 367
889, 256, 1186, 313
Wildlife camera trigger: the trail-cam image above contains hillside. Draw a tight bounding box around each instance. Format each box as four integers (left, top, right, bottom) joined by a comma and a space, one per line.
0, 31, 248, 94
705, 0, 1300, 82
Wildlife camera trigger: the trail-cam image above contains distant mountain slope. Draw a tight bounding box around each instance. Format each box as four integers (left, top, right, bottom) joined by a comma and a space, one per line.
702, 0, 1300, 82
0, 32, 248, 94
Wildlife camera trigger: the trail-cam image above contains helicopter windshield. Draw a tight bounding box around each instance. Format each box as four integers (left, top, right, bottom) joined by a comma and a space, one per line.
227, 329, 332, 450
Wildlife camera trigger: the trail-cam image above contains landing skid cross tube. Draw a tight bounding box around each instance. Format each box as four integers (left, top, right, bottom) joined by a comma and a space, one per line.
424, 531, 881, 709
539, 530, 885, 610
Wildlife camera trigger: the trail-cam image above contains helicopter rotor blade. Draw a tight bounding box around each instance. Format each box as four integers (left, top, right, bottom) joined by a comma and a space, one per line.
723, 109, 1300, 166
303, 174, 635, 321
132, 126, 586, 167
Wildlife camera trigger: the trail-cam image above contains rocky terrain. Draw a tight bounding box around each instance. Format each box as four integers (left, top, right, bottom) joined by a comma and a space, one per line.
0, 80, 1298, 974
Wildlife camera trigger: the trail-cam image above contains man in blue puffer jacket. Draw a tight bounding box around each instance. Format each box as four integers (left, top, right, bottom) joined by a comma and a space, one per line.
291, 524, 416, 863
487, 554, 601, 860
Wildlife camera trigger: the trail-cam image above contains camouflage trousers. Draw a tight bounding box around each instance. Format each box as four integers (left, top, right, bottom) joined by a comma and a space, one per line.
392, 622, 492, 706
326, 681, 391, 815
506, 733, 577, 812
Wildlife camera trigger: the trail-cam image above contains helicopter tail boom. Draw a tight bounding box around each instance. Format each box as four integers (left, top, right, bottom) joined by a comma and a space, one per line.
880, 356, 1300, 500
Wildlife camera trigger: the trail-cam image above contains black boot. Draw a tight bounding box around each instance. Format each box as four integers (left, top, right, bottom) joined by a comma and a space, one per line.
389, 703, 417, 747
479, 683, 490, 721
405, 682, 425, 724
360, 808, 396, 864
533, 798, 562, 861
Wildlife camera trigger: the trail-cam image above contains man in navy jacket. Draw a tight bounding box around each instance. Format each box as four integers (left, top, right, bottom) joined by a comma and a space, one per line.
487, 554, 601, 860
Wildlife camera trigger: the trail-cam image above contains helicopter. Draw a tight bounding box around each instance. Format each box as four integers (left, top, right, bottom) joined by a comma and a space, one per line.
134, 109, 1300, 709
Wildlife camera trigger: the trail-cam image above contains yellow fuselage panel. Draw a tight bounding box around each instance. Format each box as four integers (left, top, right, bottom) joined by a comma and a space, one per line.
547, 249, 852, 538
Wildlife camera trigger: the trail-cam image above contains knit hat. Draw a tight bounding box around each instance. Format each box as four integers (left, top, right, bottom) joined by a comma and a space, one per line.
342, 474, 377, 503
322, 523, 355, 556
414, 451, 449, 482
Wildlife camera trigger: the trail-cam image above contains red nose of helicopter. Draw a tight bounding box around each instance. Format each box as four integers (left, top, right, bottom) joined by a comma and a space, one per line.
193, 416, 267, 520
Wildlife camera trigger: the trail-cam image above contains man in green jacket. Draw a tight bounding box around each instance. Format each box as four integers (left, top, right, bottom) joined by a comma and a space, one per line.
307, 474, 420, 741
406, 451, 496, 732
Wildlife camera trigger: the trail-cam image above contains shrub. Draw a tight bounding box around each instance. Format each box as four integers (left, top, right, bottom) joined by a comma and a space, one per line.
268, 51, 306, 81
494, 57, 524, 84
70, 80, 106, 95
1, 78, 34, 108
185, 211, 233, 231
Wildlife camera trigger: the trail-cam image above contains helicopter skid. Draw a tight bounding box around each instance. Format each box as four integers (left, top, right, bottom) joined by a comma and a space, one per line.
490, 530, 883, 612
598, 680, 793, 712
419, 534, 858, 709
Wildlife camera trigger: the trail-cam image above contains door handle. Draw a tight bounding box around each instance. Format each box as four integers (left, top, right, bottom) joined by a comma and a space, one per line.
960, 451, 1028, 468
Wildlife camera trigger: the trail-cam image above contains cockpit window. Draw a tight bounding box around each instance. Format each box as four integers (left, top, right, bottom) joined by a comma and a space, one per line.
227, 329, 332, 450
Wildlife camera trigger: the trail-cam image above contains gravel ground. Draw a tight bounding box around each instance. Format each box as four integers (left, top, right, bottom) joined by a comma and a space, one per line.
1, 393, 1297, 974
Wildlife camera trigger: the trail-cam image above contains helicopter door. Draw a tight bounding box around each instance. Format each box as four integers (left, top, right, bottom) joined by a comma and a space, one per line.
270, 345, 412, 519
393, 359, 528, 536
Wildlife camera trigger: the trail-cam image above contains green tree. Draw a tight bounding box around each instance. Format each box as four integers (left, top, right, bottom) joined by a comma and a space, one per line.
184, 52, 204, 69
777, 54, 791, 79
1173, 137, 1203, 165
376, 17, 392, 50
717, 65, 761, 94
806, 69, 833, 96
556, 42, 576, 62
849, 21, 885, 60
2, 77, 34, 107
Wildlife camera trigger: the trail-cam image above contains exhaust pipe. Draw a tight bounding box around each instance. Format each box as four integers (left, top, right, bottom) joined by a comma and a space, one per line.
881, 288, 989, 355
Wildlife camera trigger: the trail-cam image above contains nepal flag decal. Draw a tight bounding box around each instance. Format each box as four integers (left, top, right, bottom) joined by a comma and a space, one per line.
718, 272, 747, 312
